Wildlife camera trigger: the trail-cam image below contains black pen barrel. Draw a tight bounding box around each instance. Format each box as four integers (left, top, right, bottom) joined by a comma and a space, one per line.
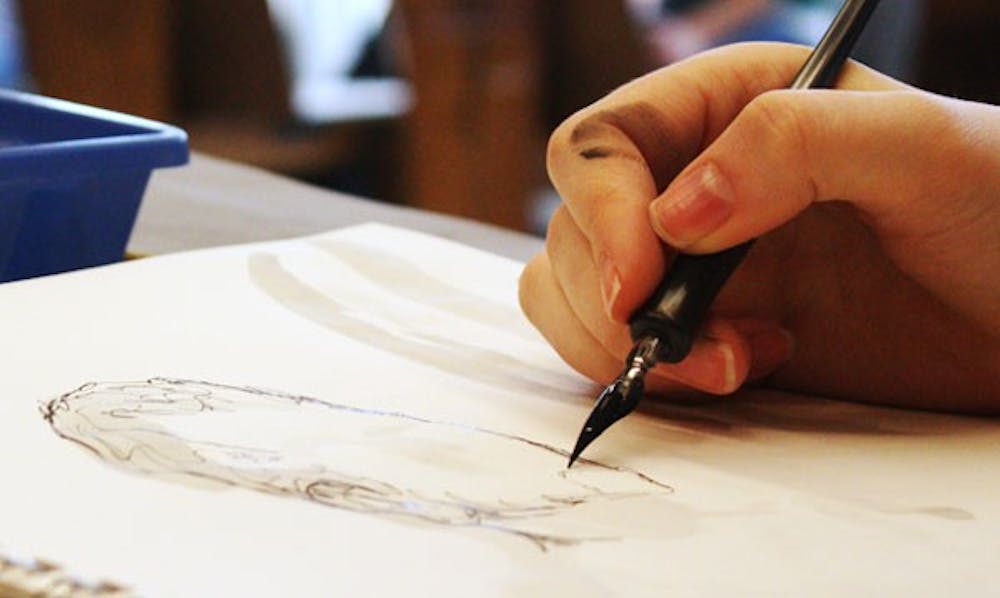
628, 241, 753, 363
792, 0, 882, 90
627, 0, 882, 365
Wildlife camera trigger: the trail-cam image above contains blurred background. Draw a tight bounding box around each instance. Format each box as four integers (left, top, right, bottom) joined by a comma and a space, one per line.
2, 0, 997, 235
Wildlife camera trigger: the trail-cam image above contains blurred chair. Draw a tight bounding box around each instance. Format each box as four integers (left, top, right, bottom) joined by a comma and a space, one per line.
396, 0, 651, 232
541, 0, 653, 128
18, 1, 175, 121
17, 0, 651, 231
394, 0, 546, 231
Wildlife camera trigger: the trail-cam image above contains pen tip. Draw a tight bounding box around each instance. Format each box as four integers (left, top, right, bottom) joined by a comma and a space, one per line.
566, 369, 646, 467
566, 451, 581, 469
566, 426, 595, 468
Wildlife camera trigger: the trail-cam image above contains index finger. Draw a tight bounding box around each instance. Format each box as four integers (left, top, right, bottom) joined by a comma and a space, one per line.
546, 42, 898, 322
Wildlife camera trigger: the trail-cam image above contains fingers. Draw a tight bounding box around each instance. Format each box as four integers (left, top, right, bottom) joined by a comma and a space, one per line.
543, 203, 759, 394
648, 88, 1000, 332
545, 205, 635, 357
546, 42, 901, 322
730, 318, 796, 382
546, 104, 666, 324
648, 318, 751, 394
648, 89, 930, 252
520, 206, 795, 395
519, 251, 635, 386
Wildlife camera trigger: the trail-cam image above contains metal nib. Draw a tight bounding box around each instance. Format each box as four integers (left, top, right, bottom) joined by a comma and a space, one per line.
567, 336, 661, 467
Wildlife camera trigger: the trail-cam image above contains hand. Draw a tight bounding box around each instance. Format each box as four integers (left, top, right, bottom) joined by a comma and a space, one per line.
519, 43, 1000, 413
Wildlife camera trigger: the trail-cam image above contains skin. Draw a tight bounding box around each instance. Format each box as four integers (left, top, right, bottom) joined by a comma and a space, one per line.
519, 43, 1000, 413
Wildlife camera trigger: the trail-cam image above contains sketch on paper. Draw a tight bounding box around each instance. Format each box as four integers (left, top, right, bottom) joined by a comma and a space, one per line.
42, 378, 675, 550
0, 551, 133, 598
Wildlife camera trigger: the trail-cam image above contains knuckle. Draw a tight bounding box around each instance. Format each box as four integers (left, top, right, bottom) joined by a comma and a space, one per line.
546, 122, 569, 170
550, 106, 650, 168
894, 89, 948, 123
743, 90, 813, 160
894, 91, 964, 152
546, 110, 589, 173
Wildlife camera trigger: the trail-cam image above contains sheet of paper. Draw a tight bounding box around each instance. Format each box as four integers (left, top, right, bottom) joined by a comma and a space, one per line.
0, 223, 997, 597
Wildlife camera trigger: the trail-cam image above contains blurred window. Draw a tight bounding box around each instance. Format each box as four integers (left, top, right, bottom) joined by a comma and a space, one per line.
266, 0, 409, 124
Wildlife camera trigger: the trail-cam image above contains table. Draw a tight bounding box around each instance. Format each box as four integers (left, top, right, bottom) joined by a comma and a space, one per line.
131, 152, 544, 263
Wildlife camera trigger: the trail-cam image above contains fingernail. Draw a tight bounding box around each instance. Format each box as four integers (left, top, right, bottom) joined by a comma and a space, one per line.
598, 252, 622, 320
718, 342, 738, 394
650, 163, 734, 248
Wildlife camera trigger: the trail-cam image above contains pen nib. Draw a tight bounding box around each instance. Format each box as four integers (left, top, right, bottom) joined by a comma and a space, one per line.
567, 336, 660, 467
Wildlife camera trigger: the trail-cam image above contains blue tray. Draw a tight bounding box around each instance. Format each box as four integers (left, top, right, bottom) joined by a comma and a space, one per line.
0, 90, 188, 282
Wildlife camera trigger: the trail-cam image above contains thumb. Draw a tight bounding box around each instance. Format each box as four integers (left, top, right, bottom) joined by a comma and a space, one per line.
647, 88, 1000, 327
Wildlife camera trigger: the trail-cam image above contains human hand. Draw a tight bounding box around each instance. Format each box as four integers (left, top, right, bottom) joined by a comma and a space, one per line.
519, 43, 1000, 413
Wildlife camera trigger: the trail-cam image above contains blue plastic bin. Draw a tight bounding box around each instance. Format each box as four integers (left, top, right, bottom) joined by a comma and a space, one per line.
0, 89, 188, 282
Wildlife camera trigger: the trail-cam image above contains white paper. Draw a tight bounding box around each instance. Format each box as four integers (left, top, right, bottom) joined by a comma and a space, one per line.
0, 223, 997, 597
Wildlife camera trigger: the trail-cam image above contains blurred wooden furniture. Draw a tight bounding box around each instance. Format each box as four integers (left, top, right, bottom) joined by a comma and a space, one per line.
394, 0, 545, 231
395, 0, 649, 231
18, 1, 175, 121
539, 0, 652, 128
18, 0, 403, 203
20, 1, 650, 232
916, 0, 999, 104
